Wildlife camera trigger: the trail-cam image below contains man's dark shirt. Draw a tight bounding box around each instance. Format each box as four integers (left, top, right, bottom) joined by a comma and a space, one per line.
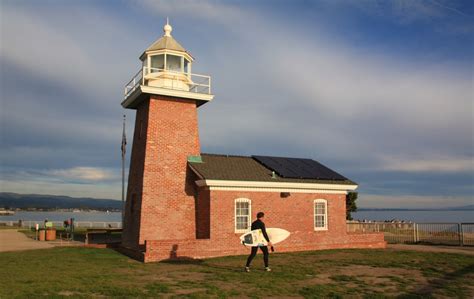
251, 219, 270, 243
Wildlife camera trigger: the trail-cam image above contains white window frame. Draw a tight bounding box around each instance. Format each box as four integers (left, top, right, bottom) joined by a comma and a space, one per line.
234, 198, 251, 233
314, 199, 328, 231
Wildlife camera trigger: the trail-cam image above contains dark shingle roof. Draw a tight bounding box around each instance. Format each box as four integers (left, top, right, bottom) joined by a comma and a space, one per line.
188, 154, 356, 185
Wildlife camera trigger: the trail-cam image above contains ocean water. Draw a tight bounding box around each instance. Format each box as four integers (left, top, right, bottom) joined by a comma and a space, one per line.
352, 210, 473, 223
0, 211, 122, 222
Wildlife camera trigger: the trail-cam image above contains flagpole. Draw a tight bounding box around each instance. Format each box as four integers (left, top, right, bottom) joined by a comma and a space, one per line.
121, 115, 126, 225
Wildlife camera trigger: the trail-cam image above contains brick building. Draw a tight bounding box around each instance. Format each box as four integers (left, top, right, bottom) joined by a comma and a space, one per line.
120, 22, 385, 262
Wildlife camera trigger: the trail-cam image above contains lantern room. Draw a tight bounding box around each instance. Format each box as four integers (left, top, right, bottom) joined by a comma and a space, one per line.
122, 20, 213, 109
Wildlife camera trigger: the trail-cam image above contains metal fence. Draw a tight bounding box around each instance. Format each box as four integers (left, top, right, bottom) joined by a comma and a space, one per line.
0, 220, 122, 229
347, 222, 474, 246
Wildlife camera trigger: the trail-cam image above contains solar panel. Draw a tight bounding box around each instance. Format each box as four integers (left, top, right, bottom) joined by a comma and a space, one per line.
252, 155, 347, 180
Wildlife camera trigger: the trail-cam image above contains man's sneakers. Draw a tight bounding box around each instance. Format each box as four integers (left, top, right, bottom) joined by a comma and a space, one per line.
244, 267, 250, 272
265, 267, 272, 272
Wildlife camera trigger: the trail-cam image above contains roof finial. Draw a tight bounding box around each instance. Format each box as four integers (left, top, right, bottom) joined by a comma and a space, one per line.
164, 18, 172, 37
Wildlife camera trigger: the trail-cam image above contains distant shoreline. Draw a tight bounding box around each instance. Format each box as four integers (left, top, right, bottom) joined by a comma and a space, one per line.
0, 208, 121, 212
358, 208, 474, 212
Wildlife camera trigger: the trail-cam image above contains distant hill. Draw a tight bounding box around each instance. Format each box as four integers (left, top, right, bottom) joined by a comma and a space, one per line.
0, 192, 122, 211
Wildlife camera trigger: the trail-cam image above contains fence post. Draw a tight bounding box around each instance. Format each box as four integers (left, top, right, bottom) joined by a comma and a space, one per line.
415, 223, 419, 243
459, 223, 463, 246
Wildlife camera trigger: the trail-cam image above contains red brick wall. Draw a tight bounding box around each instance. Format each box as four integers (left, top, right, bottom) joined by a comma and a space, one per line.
122, 99, 149, 249
195, 188, 210, 239
142, 189, 386, 262
122, 95, 201, 249
208, 191, 356, 250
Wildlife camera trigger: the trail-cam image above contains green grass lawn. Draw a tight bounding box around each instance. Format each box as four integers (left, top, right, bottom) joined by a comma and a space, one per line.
0, 247, 473, 298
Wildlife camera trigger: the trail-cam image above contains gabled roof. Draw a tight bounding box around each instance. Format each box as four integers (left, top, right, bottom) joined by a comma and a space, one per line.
188, 154, 357, 185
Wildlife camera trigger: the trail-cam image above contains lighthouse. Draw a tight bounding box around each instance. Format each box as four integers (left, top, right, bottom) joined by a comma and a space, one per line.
120, 22, 384, 263
121, 21, 213, 251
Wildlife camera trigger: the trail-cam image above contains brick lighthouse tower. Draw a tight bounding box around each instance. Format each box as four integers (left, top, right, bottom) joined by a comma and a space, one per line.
121, 21, 213, 254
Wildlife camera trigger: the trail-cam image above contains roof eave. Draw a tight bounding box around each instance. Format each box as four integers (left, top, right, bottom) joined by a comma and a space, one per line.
194, 179, 358, 192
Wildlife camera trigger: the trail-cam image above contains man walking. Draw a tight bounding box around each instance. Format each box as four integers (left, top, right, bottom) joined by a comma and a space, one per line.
245, 212, 272, 272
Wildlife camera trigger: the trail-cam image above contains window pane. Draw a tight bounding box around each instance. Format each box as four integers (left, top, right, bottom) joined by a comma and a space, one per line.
166, 54, 181, 72
150, 55, 164, 72
315, 215, 325, 228
315, 202, 326, 215
237, 216, 248, 229
184, 59, 189, 73
236, 202, 248, 216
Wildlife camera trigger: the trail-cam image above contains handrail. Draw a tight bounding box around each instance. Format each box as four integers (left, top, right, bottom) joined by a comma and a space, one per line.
124, 67, 211, 99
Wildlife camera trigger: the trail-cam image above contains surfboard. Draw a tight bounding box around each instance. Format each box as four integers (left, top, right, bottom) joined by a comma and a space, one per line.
240, 228, 290, 247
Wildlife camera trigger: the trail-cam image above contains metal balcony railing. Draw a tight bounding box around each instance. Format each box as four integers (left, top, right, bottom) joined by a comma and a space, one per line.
124, 67, 211, 100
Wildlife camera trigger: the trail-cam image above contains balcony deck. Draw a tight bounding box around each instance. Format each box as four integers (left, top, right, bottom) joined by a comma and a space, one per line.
122, 67, 213, 109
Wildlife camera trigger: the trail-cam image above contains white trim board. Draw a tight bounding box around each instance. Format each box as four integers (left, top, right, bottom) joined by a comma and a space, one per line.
207, 186, 348, 194
122, 85, 214, 108
195, 179, 357, 193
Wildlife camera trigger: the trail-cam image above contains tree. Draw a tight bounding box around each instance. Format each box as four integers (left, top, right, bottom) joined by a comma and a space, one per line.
346, 192, 358, 220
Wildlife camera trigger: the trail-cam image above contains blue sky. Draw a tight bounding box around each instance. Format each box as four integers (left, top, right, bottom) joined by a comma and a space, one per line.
0, 0, 473, 208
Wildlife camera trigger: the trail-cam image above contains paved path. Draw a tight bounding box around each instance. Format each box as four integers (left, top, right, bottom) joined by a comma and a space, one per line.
388, 243, 474, 256
0, 229, 54, 252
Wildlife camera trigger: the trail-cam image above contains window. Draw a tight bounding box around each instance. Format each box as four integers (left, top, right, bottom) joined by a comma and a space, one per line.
235, 198, 251, 233
314, 199, 328, 230
166, 54, 181, 72
150, 55, 164, 72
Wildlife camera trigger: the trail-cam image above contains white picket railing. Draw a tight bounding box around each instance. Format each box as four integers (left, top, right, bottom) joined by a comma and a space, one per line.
124, 67, 211, 99
347, 222, 474, 246
0, 220, 122, 229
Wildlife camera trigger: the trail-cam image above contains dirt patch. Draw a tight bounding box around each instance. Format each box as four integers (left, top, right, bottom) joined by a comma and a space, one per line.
0, 230, 54, 252
57, 291, 75, 296
299, 265, 428, 296
341, 264, 424, 278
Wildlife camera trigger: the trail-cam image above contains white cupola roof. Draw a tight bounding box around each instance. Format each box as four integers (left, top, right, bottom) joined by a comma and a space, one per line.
122, 20, 213, 110
139, 19, 192, 61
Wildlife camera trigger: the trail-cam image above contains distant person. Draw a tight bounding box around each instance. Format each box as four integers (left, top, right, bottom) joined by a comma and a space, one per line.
44, 219, 53, 230
245, 212, 272, 272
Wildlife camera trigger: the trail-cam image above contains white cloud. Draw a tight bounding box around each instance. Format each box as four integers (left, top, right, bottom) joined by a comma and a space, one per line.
0, 166, 123, 199
0, 4, 139, 109
49, 167, 118, 181
132, 0, 244, 26
0, 179, 121, 199
379, 156, 474, 173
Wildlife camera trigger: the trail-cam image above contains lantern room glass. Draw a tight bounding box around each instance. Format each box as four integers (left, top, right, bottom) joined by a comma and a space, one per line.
150, 54, 164, 73
166, 54, 181, 72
